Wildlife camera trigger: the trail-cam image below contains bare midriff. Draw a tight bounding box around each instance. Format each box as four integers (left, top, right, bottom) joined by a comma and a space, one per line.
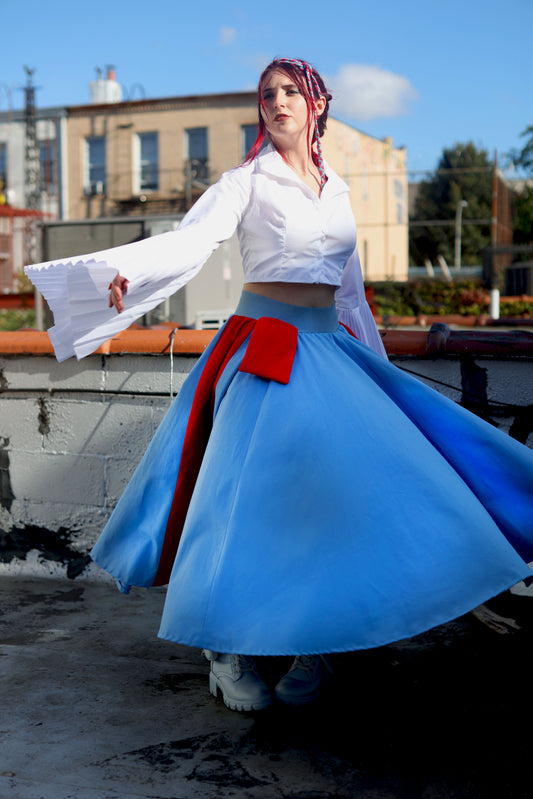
243, 282, 336, 308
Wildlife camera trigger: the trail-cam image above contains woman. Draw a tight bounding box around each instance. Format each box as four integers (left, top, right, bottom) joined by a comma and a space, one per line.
26, 58, 533, 713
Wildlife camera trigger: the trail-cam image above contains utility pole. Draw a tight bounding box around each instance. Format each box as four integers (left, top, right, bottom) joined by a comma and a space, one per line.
491, 150, 499, 248
490, 151, 501, 318
23, 67, 43, 328
454, 200, 468, 268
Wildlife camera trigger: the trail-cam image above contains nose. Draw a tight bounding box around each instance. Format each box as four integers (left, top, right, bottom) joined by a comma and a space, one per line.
273, 89, 285, 109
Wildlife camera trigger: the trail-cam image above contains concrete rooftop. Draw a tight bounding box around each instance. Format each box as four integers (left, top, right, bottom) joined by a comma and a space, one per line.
1, 574, 532, 799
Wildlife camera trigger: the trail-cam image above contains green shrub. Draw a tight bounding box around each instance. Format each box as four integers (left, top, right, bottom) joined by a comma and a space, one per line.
373, 280, 533, 318
0, 309, 37, 331
500, 301, 533, 317
373, 281, 481, 317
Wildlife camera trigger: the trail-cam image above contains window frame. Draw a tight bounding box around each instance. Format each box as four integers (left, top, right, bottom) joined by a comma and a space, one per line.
0, 141, 7, 195
84, 136, 106, 195
185, 127, 209, 185
240, 124, 257, 161
39, 139, 56, 196
134, 131, 159, 194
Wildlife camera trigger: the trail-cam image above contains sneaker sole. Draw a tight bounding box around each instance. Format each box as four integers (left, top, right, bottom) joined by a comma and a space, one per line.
209, 672, 273, 712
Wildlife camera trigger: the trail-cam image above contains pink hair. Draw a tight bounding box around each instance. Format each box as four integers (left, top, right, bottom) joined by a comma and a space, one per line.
243, 58, 332, 169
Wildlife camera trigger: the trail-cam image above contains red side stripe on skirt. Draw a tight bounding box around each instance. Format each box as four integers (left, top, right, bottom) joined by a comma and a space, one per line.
340, 322, 358, 338
153, 314, 298, 586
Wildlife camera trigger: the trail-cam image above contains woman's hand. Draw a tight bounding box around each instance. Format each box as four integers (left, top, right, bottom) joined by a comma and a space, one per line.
108, 274, 129, 314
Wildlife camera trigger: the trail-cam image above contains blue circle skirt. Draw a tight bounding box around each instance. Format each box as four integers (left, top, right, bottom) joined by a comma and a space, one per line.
91, 292, 533, 655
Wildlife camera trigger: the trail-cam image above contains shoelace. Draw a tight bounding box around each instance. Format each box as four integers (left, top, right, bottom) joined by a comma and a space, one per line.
233, 654, 258, 676
292, 655, 334, 678
291, 655, 320, 677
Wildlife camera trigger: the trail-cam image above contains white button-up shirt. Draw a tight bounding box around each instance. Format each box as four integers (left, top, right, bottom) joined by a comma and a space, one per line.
25, 143, 385, 361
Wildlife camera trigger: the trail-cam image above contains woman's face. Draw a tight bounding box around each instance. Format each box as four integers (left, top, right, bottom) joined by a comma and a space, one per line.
260, 69, 316, 149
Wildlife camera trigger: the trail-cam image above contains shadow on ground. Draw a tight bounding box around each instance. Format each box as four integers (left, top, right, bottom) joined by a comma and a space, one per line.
1, 576, 531, 799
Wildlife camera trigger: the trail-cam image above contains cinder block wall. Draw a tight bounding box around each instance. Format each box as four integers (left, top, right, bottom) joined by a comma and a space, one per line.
0, 352, 194, 581
1, 349, 532, 581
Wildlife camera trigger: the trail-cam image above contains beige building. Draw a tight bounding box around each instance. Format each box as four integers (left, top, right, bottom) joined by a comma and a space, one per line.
63, 89, 408, 285
322, 123, 408, 282
65, 91, 259, 221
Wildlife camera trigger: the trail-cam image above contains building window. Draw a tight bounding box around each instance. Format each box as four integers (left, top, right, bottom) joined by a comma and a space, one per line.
185, 127, 209, 185
241, 124, 257, 160
396, 202, 403, 224
136, 132, 159, 192
0, 142, 7, 197
85, 136, 106, 195
39, 140, 56, 195
394, 178, 404, 224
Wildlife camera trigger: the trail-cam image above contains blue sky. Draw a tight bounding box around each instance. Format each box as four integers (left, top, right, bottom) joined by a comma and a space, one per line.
1, 0, 532, 176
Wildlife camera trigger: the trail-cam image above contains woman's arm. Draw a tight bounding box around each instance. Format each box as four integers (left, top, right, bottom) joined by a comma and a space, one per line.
25, 166, 251, 360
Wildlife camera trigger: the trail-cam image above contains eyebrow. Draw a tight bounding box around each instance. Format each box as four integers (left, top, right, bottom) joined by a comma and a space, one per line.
262, 83, 299, 95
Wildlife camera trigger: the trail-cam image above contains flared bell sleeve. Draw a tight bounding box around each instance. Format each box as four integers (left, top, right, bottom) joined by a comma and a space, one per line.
335, 246, 387, 359
24, 167, 251, 361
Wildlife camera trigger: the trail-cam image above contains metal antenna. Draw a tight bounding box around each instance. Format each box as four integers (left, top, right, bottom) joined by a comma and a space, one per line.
23, 66, 41, 211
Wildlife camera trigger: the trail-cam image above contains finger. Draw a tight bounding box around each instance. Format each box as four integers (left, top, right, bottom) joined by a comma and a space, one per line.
109, 276, 128, 313
108, 285, 123, 313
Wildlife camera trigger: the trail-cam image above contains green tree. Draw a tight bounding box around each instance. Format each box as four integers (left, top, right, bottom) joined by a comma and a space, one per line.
409, 142, 493, 266
512, 125, 533, 173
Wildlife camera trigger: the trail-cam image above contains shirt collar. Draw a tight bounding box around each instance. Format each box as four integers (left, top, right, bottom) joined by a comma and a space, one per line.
256, 142, 350, 198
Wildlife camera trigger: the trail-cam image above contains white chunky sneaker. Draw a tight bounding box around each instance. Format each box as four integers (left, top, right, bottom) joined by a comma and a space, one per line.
274, 655, 332, 706
203, 651, 272, 712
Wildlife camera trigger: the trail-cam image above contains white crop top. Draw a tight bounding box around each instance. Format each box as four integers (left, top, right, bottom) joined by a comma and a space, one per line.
25, 143, 386, 361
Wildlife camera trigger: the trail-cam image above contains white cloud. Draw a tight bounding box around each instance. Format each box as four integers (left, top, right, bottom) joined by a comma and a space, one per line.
327, 64, 418, 121
220, 26, 236, 46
